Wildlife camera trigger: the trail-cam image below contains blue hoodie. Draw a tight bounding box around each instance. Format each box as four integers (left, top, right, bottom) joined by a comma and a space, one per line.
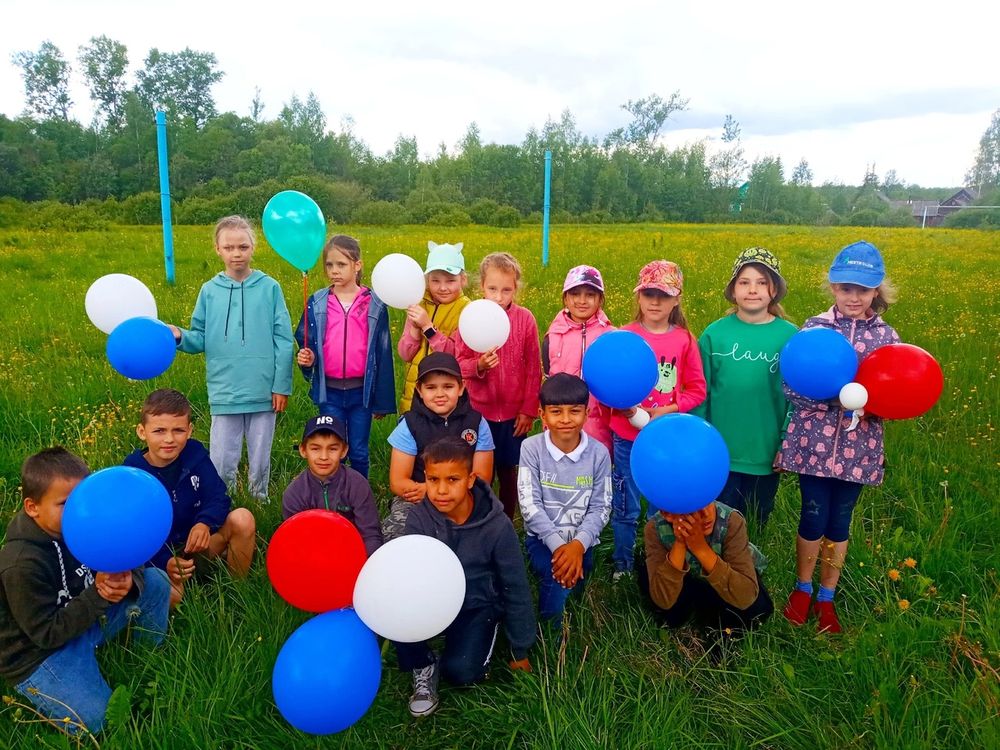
123, 439, 231, 569
178, 270, 294, 415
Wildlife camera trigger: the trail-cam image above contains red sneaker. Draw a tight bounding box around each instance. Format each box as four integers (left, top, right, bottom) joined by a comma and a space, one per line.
813, 600, 842, 634
783, 590, 812, 626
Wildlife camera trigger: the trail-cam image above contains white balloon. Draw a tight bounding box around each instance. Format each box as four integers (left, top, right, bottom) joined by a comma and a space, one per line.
628, 408, 651, 430
839, 382, 869, 411
458, 299, 511, 353
370, 253, 426, 309
353, 535, 465, 643
85, 274, 158, 334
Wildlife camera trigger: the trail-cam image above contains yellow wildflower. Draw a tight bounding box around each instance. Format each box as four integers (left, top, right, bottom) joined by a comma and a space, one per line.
888, 569, 901, 581
898, 599, 910, 611
903, 558, 917, 569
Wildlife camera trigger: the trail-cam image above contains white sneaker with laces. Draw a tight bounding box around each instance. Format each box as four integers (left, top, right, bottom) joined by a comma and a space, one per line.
409, 660, 440, 718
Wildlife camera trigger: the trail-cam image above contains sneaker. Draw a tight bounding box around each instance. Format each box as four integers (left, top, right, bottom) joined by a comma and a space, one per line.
408, 661, 440, 718
782, 590, 812, 626
813, 600, 842, 634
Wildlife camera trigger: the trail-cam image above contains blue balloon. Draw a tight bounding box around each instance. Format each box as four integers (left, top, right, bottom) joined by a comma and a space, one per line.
106, 317, 176, 380
630, 414, 730, 514
273, 609, 382, 735
262, 191, 327, 273
63, 467, 173, 573
780, 327, 858, 400
582, 331, 659, 409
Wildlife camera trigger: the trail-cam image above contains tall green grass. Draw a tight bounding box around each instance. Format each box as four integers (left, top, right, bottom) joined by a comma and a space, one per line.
1, 224, 997, 748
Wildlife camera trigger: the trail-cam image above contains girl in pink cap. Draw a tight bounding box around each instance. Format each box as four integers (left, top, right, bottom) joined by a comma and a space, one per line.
607, 260, 706, 581
542, 265, 616, 452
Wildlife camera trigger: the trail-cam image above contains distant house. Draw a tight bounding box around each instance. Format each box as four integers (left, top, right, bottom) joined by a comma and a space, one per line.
889, 188, 979, 227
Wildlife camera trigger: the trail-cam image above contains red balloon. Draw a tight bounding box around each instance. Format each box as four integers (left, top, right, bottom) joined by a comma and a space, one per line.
266, 510, 366, 613
855, 343, 943, 420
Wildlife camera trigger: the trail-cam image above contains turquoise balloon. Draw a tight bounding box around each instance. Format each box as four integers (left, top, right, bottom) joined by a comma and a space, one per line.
262, 191, 327, 272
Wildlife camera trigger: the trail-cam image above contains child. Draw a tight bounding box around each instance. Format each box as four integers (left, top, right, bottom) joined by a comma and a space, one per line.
777, 241, 900, 634
282, 414, 383, 556
607, 260, 706, 581
383, 352, 495, 539
456, 252, 542, 519
295, 234, 396, 478
123, 389, 257, 607
169, 215, 294, 501
639, 500, 773, 635
395, 436, 535, 718
542, 265, 615, 452
398, 241, 471, 412
693, 247, 797, 528
518, 374, 612, 626
0, 448, 170, 735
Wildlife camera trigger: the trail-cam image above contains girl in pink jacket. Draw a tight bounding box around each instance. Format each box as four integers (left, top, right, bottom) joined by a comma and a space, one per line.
542, 265, 615, 453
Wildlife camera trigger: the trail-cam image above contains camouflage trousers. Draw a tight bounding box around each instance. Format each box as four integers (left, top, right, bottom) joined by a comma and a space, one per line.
381, 496, 415, 541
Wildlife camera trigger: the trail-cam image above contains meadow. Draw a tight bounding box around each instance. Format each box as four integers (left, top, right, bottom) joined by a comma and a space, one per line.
0, 223, 997, 749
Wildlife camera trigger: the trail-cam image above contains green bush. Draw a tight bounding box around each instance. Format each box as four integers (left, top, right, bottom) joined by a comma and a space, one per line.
524, 211, 543, 224
491, 205, 521, 228
764, 209, 796, 225
469, 198, 500, 225
847, 209, 880, 227
120, 191, 166, 225
879, 207, 917, 227
426, 206, 472, 226
351, 200, 410, 226
943, 208, 1000, 229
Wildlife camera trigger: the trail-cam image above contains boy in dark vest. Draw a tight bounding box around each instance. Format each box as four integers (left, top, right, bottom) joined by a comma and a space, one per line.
639, 499, 773, 636
383, 353, 495, 539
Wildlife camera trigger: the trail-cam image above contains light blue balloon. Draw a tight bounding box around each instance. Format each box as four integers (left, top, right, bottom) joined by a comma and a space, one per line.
780, 327, 858, 400
63, 467, 173, 573
631, 414, 730, 514
582, 331, 659, 409
106, 316, 176, 380
272, 609, 381, 735
262, 191, 327, 272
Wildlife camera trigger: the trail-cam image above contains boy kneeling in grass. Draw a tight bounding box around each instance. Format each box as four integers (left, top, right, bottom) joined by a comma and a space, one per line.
124, 389, 256, 607
0, 448, 170, 735
639, 499, 773, 637
394, 436, 535, 718
282, 414, 383, 556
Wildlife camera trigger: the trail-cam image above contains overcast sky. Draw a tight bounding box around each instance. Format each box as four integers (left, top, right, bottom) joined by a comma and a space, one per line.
2, 0, 998, 187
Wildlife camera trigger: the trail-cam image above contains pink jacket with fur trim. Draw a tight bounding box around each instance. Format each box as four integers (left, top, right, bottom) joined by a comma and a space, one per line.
775, 306, 900, 485
543, 308, 615, 452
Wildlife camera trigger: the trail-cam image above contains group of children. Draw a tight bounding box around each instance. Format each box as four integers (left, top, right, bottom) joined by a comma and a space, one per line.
0, 214, 903, 731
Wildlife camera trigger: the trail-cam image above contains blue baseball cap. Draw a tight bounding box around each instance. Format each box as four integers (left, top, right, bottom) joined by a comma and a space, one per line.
829, 241, 885, 288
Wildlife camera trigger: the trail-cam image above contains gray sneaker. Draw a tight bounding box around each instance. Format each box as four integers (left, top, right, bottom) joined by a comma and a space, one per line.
409, 660, 440, 718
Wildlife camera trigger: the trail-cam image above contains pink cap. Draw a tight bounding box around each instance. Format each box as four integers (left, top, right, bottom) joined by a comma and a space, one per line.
562, 265, 605, 294
634, 260, 683, 296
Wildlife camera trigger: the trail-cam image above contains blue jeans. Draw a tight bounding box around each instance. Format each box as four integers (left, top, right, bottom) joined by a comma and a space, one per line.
717, 471, 781, 528
15, 568, 171, 735
525, 535, 594, 624
611, 435, 643, 572
797, 474, 863, 543
320, 386, 373, 478
394, 607, 499, 686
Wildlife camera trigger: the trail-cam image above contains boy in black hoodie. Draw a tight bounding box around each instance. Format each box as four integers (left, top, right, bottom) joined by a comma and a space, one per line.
394, 436, 535, 718
123, 389, 256, 606
0, 448, 170, 735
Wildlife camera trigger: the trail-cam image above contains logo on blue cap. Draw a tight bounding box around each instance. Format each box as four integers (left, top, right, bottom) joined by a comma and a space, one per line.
829, 241, 885, 288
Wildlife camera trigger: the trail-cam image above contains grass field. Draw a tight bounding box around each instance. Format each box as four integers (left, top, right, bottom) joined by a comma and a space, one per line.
0, 223, 997, 749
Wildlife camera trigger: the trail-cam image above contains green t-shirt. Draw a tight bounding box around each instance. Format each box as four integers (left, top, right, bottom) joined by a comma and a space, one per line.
692, 314, 798, 475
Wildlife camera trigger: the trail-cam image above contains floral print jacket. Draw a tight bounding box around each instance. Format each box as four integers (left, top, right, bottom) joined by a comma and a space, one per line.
775, 306, 900, 485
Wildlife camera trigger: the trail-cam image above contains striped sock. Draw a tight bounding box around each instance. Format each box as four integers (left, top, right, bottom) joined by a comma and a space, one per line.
817, 585, 836, 603
794, 579, 813, 595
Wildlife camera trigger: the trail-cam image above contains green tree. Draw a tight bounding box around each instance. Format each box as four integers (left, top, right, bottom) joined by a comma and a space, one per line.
11, 41, 72, 121
790, 158, 813, 187
710, 115, 746, 189
279, 91, 326, 146
136, 48, 224, 127
78, 36, 129, 130
604, 91, 689, 153
966, 108, 1000, 191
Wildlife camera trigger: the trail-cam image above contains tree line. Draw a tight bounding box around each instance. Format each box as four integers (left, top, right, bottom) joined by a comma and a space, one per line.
2, 37, 997, 231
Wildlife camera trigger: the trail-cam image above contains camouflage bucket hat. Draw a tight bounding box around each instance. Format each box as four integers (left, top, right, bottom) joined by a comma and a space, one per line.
725, 246, 787, 304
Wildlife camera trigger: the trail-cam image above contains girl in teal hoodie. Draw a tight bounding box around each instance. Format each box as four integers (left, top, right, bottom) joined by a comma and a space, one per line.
169, 216, 294, 501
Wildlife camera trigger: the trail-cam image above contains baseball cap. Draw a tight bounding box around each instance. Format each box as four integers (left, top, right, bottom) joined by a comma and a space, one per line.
634, 260, 683, 296
301, 414, 347, 444
829, 241, 885, 288
417, 352, 463, 381
425, 241, 465, 275
562, 265, 605, 294
725, 246, 788, 303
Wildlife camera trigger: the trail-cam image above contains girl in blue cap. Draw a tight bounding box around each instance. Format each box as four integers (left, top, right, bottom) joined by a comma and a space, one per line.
776, 241, 899, 634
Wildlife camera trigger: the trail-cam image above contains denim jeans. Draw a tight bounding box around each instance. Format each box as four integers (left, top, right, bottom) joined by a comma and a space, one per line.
320, 386, 373, 478
611, 434, 642, 572
796, 474, 864, 543
525, 535, 594, 625
15, 568, 171, 735
717, 471, 781, 529
210, 411, 277, 500
394, 606, 499, 686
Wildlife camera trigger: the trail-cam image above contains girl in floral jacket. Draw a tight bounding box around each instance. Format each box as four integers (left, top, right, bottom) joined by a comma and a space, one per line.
777, 241, 900, 634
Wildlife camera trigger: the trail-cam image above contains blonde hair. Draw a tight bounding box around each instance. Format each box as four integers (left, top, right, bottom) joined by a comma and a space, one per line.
324, 234, 363, 285
727, 263, 789, 320
826, 277, 898, 316
479, 252, 523, 292
214, 215, 255, 247
633, 291, 689, 330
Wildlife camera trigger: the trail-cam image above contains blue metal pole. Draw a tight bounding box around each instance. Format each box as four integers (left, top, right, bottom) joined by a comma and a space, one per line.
542, 150, 552, 267
155, 110, 176, 284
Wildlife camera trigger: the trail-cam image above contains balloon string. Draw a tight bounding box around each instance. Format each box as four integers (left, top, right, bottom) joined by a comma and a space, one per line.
846, 409, 863, 432
302, 272, 309, 352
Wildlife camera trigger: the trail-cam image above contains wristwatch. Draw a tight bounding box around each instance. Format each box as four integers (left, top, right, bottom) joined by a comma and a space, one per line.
423, 326, 437, 340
